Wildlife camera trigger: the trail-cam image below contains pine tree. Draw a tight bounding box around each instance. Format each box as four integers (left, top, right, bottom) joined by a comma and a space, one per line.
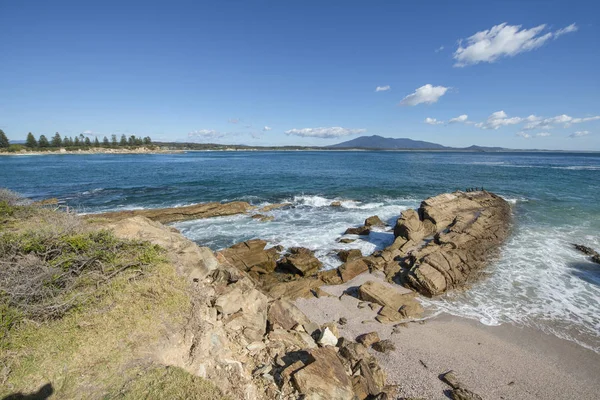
84, 137, 91, 146
51, 132, 62, 147
38, 135, 50, 148
26, 132, 38, 148
111, 135, 118, 147
74, 137, 80, 146
94, 137, 100, 147
0, 129, 9, 148
103, 136, 110, 147
143, 136, 152, 145
120, 135, 127, 146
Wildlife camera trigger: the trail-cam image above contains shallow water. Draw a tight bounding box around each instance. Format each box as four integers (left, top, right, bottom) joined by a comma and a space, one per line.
2, 150, 599, 352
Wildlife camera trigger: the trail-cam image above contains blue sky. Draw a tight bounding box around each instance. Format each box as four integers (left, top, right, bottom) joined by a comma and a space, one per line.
1, 1, 599, 150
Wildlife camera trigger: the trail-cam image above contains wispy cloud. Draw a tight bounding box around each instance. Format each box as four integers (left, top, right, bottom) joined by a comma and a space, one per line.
569, 130, 590, 138
536, 132, 551, 137
435, 46, 445, 53
262, 126, 272, 131
399, 84, 449, 106
476, 111, 523, 129
425, 117, 444, 125
449, 114, 469, 124
284, 127, 366, 138
523, 114, 600, 130
375, 85, 391, 92
453, 23, 578, 67
188, 129, 225, 139
516, 132, 531, 138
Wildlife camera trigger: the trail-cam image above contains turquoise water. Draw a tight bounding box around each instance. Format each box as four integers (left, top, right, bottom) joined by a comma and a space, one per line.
2, 151, 600, 351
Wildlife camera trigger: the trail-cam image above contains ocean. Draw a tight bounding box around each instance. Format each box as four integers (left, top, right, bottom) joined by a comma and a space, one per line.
2, 150, 599, 352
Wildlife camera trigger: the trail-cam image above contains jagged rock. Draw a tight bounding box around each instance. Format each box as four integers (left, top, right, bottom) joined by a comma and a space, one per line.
339, 342, 370, 364
259, 203, 292, 212
269, 328, 317, 350
278, 247, 323, 276
337, 249, 363, 262
215, 285, 268, 342
365, 215, 385, 227
357, 332, 380, 347
339, 259, 369, 282
338, 238, 356, 243
322, 322, 340, 338
317, 327, 338, 347
372, 339, 395, 353
90, 200, 254, 223
442, 370, 462, 389
352, 375, 370, 400
282, 360, 305, 382
331, 201, 342, 207
573, 243, 600, 265
451, 388, 483, 400
106, 216, 218, 281
338, 317, 348, 325
219, 239, 280, 273
292, 347, 354, 400
251, 214, 275, 222
345, 226, 371, 236
397, 191, 511, 296
358, 280, 423, 319
354, 359, 385, 396
268, 299, 312, 331
376, 305, 403, 324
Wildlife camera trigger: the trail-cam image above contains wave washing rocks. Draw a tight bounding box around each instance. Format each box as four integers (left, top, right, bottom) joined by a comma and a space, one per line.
98, 190, 510, 399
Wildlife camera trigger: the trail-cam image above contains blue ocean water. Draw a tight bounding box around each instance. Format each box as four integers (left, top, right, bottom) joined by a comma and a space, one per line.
2, 151, 600, 351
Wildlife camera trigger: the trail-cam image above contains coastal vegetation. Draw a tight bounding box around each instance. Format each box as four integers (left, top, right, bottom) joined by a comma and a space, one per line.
0, 189, 226, 399
0, 131, 153, 153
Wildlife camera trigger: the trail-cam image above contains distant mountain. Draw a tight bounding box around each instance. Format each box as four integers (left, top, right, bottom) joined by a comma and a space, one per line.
329, 135, 447, 149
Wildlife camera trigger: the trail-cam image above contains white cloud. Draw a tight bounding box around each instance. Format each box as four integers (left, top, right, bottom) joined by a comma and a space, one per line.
435, 46, 445, 53
284, 127, 366, 138
453, 23, 578, 67
82, 130, 93, 135
536, 132, 551, 137
555, 23, 578, 39
375, 85, 390, 92
449, 114, 469, 123
476, 110, 523, 129
516, 132, 531, 138
262, 126, 272, 131
571, 116, 600, 124
399, 84, 449, 106
569, 131, 589, 138
425, 117, 444, 125
188, 129, 225, 139
523, 114, 600, 130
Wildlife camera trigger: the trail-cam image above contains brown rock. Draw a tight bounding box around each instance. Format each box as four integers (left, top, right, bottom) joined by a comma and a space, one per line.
278, 247, 323, 276
376, 305, 403, 324
292, 347, 354, 400
345, 226, 371, 236
356, 332, 380, 347
282, 360, 305, 382
338, 238, 356, 244
89, 200, 253, 223
251, 214, 275, 222
259, 202, 292, 212
268, 299, 312, 331
219, 239, 280, 273
365, 215, 385, 227
451, 388, 483, 400
339, 342, 370, 364
337, 248, 363, 262
358, 280, 423, 319
330, 201, 342, 207
355, 359, 385, 396
339, 259, 369, 282
352, 375, 370, 400
400, 191, 511, 296
372, 339, 395, 353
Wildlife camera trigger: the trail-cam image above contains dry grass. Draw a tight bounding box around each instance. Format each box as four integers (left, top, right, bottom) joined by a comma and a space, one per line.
0, 191, 227, 399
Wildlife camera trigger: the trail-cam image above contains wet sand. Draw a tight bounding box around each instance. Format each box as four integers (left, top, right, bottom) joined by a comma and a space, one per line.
294, 272, 600, 400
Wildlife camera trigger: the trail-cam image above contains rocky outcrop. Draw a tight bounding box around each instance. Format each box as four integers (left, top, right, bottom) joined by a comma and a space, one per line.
278, 247, 323, 276
337, 249, 362, 262
292, 347, 354, 399
364, 215, 385, 227
89, 201, 254, 223
219, 239, 281, 274
394, 191, 511, 296
258, 203, 292, 212
104, 216, 218, 281
358, 280, 423, 320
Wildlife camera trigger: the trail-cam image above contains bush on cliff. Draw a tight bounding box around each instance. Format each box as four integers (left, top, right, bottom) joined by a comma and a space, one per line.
0, 191, 226, 399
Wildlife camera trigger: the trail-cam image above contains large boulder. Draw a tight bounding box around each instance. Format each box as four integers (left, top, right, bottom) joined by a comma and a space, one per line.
338, 259, 369, 282
267, 299, 312, 331
395, 191, 511, 296
215, 284, 268, 342
345, 225, 371, 236
277, 247, 323, 276
364, 215, 385, 227
292, 347, 355, 399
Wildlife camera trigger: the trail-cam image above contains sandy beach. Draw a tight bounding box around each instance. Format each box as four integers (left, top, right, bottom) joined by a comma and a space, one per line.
295, 272, 600, 400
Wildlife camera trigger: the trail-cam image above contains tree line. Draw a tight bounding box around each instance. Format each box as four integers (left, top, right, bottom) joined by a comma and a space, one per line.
0, 129, 152, 149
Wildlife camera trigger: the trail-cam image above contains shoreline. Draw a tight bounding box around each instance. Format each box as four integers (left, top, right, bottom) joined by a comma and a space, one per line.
0, 148, 185, 156
294, 271, 600, 399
